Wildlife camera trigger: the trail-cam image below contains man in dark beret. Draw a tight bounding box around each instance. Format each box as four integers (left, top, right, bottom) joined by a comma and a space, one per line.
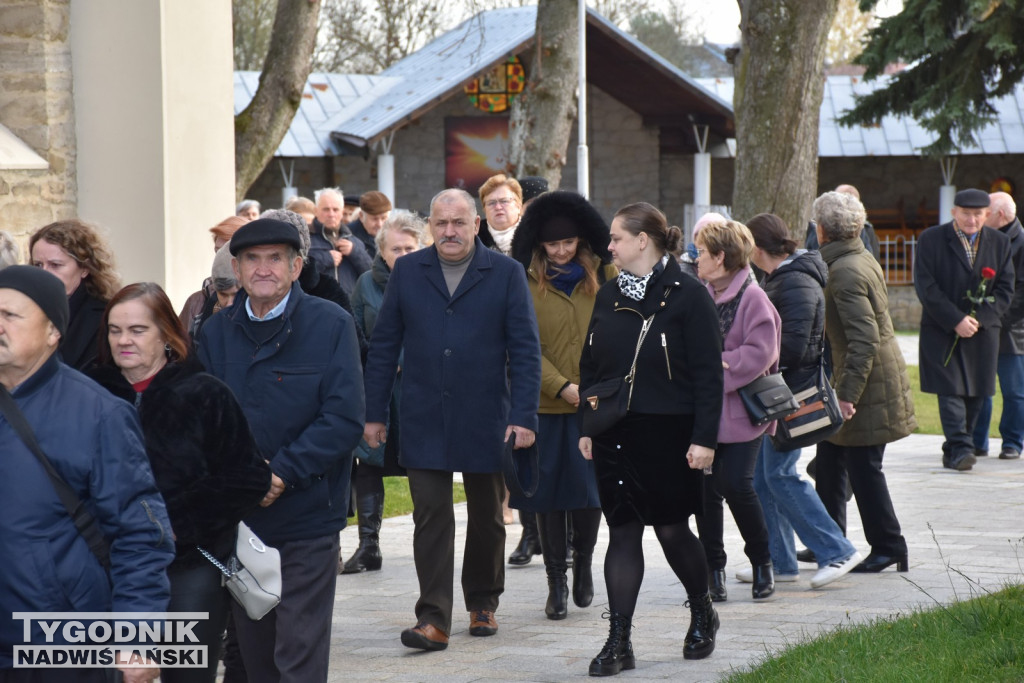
0, 266, 174, 681
914, 189, 1016, 471
197, 219, 364, 681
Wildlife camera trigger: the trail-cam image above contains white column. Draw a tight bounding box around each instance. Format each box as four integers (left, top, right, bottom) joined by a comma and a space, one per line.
576, 0, 589, 198
693, 153, 711, 208
71, 0, 234, 309
939, 185, 956, 224
378, 154, 395, 205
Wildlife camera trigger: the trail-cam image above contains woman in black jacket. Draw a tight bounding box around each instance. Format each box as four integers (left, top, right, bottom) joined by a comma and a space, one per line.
578, 202, 723, 675
30, 219, 121, 370
89, 283, 271, 683
745, 214, 862, 591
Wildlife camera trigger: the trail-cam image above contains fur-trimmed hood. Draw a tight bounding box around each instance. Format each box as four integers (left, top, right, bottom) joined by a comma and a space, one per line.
510, 191, 612, 269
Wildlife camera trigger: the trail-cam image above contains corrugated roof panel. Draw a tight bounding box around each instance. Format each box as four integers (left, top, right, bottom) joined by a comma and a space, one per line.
980, 137, 1008, 154
881, 117, 910, 142
818, 125, 844, 156
861, 125, 889, 155
995, 93, 1022, 123
1002, 123, 1024, 153
887, 140, 914, 156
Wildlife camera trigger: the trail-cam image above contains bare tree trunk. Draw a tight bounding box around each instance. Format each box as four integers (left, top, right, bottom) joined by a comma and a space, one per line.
234, 0, 321, 200
732, 0, 839, 234
507, 0, 578, 189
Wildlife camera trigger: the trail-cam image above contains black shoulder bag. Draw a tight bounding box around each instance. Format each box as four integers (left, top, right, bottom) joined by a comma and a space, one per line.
0, 387, 111, 570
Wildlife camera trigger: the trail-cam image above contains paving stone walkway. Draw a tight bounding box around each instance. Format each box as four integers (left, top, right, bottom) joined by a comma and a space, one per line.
328, 433, 1024, 682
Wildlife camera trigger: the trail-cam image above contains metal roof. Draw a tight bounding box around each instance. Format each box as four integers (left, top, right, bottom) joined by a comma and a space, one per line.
697, 75, 1024, 157
234, 71, 401, 157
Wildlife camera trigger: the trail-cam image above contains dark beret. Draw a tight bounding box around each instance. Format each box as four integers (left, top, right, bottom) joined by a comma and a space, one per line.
954, 189, 990, 209
229, 218, 303, 256
344, 196, 360, 207
0, 265, 69, 337
519, 176, 549, 203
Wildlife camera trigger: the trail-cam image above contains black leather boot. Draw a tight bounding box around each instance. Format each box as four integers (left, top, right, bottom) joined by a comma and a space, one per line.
589, 613, 634, 676
340, 491, 383, 574
508, 510, 541, 565
545, 567, 569, 620
572, 550, 594, 608
683, 593, 719, 660
708, 568, 727, 602
751, 562, 775, 600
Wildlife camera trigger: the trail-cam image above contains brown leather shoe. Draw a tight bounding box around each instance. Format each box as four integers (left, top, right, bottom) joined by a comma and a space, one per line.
400, 622, 449, 651
468, 610, 498, 636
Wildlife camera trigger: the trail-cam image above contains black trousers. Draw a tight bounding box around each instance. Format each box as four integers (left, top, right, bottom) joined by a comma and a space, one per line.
232, 533, 339, 683
697, 437, 771, 569
162, 561, 232, 683
937, 394, 986, 458
406, 469, 505, 634
815, 441, 907, 556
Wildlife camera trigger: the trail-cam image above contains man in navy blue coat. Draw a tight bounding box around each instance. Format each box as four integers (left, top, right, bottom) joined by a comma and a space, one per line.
0, 266, 173, 683
363, 188, 541, 651
198, 219, 364, 682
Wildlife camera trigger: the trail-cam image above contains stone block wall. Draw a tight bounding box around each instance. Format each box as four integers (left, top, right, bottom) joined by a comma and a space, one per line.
0, 0, 77, 257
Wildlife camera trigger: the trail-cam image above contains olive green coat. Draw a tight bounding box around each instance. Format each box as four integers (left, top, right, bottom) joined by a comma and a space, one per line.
529, 261, 618, 414
820, 238, 916, 447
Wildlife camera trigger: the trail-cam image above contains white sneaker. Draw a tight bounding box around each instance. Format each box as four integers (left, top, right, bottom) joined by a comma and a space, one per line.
735, 567, 798, 583
810, 551, 863, 589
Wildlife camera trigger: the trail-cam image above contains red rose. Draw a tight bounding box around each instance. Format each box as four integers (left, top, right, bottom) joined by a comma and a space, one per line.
982, 267, 996, 279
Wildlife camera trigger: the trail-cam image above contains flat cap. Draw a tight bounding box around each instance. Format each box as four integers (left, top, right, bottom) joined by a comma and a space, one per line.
228, 218, 303, 256
359, 191, 392, 215
954, 188, 990, 208
0, 265, 69, 337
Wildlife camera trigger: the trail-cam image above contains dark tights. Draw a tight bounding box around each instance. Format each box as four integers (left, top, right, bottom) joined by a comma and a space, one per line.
604, 519, 708, 618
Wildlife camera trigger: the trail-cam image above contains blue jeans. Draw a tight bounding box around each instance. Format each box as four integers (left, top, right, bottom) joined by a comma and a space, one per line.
753, 436, 856, 575
973, 354, 1024, 453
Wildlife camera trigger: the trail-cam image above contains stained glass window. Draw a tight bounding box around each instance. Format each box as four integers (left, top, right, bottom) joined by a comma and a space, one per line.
465, 56, 525, 113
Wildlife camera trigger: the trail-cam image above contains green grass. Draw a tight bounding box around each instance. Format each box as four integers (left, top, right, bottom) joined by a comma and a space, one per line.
907, 364, 1003, 438
350, 479, 466, 521
726, 583, 1024, 682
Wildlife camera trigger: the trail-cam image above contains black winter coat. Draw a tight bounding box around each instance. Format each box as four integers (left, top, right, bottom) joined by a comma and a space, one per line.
579, 257, 723, 449
309, 218, 373, 295
761, 250, 828, 392
299, 259, 368, 361
61, 286, 107, 371
915, 221, 1014, 396
996, 217, 1024, 354
88, 360, 272, 568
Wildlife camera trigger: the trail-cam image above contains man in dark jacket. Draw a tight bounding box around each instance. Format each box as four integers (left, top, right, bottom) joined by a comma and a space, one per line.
309, 187, 372, 295
362, 189, 541, 652
347, 190, 392, 259
972, 192, 1024, 460
197, 219, 364, 682
0, 266, 174, 682
915, 189, 1015, 471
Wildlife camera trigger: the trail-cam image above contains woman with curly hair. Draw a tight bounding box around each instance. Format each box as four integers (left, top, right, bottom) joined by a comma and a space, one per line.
30, 219, 121, 370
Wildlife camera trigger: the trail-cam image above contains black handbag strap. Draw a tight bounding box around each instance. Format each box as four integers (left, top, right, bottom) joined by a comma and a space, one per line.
0, 387, 111, 570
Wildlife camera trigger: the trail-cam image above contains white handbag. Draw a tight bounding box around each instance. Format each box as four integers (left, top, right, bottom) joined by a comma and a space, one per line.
198, 521, 282, 620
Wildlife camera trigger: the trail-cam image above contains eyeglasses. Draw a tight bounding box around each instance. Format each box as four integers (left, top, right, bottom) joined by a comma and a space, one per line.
485, 197, 515, 209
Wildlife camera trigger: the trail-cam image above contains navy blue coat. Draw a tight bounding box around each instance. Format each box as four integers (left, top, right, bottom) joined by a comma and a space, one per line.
197, 282, 365, 544
363, 239, 541, 472
1, 356, 174, 666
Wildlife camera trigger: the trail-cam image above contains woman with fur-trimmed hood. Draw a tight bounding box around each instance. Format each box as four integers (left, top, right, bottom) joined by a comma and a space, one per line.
509, 191, 616, 621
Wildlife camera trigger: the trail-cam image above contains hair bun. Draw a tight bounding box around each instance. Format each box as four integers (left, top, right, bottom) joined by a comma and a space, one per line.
665, 225, 683, 253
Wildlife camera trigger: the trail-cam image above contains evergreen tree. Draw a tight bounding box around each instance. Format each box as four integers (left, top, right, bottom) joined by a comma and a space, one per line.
839, 0, 1024, 157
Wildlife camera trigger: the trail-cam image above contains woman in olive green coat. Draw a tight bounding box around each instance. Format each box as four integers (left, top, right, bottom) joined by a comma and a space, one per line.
813, 191, 916, 575
510, 191, 617, 621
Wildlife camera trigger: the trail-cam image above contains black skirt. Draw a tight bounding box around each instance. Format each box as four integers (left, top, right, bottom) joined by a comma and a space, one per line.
593, 412, 704, 526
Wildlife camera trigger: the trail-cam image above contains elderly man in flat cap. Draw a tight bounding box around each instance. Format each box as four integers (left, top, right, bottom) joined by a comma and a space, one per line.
915, 189, 1015, 471
196, 219, 364, 682
348, 190, 393, 259
0, 266, 174, 683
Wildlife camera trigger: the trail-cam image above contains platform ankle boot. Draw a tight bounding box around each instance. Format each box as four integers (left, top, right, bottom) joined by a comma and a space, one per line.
589, 612, 635, 676
508, 510, 542, 565
708, 568, 727, 602
683, 593, 719, 660
341, 491, 383, 573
